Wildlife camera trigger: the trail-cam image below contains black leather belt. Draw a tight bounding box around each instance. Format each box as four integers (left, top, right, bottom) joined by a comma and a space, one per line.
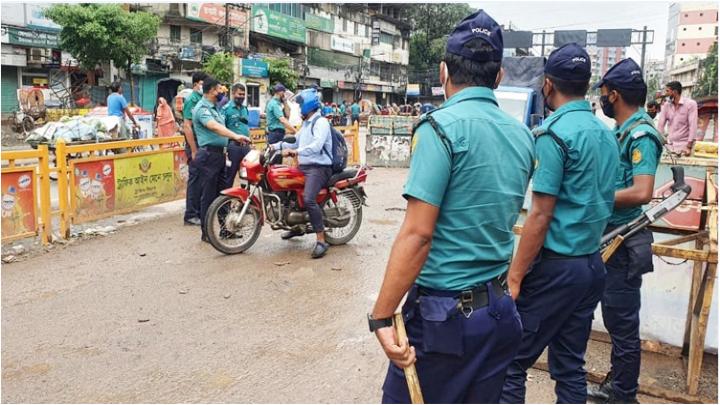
201, 145, 225, 153
418, 274, 507, 317
540, 247, 589, 260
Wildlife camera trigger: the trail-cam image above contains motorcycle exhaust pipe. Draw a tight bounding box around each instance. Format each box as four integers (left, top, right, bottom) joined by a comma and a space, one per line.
286, 207, 351, 227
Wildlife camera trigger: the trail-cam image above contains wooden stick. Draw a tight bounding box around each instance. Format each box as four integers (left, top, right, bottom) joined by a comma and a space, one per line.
602, 235, 624, 262
393, 313, 424, 404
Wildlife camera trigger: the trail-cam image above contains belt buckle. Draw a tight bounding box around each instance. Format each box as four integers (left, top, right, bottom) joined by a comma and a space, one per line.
460, 290, 473, 318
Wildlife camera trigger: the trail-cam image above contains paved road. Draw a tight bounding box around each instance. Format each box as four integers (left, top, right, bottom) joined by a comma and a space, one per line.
1, 168, 709, 403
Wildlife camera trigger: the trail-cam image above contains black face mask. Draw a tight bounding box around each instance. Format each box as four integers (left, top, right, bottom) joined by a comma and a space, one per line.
216, 93, 226, 104
647, 110, 657, 119
600, 95, 615, 118
234, 97, 245, 106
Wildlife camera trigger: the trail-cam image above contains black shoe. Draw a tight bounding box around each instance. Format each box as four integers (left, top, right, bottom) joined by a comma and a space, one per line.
201, 235, 210, 243
311, 242, 329, 259
588, 371, 613, 401
220, 230, 240, 239
281, 229, 305, 240
185, 217, 201, 226
607, 392, 639, 404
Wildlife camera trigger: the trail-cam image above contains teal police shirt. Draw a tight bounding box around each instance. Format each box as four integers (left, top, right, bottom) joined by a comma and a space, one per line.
192, 97, 228, 148
532, 100, 619, 256
404, 87, 535, 291
608, 109, 662, 226
265, 97, 285, 131
222, 102, 250, 136
183, 91, 203, 121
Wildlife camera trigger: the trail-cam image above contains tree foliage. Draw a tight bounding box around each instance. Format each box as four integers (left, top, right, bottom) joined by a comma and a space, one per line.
693, 42, 718, 98
407, 3, 474, 73
45, 4, 159, 71
267, 58, 298, 92
203, 52, 235, 84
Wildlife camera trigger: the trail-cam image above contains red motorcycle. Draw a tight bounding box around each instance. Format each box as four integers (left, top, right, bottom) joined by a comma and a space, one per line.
205, 139, 369, 254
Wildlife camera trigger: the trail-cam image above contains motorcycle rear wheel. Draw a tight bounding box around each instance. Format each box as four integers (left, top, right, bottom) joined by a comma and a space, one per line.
324, 192, 363, 246
206, 195, 262, 255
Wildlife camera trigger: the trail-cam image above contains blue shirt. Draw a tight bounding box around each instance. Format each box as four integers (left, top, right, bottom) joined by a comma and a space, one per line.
405, 87, 535, 290
532, 100, 619, 255
192, 97, 228, 148
276, 111, 332, 166
107, 93, 128, 117
609, 108, 662, 225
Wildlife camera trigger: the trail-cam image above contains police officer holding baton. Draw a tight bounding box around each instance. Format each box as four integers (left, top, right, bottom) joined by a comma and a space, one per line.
370, 10, 535, 403
588, 59, 664, 404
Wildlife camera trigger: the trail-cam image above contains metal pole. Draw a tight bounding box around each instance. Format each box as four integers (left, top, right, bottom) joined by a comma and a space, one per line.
225, 3, 230, 52
640, 25, 648, 74
541, 30, 546, 57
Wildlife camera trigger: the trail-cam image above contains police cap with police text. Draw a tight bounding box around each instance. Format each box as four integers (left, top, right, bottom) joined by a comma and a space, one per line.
545, 43, 591, 81
592, 58, 646, 90
446, 9, 504, 62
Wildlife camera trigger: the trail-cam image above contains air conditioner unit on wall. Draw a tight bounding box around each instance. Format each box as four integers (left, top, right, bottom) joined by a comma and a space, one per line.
28, 48, 47, 64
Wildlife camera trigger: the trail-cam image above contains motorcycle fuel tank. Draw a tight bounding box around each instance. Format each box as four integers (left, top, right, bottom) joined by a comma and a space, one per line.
267, 166, 305, 191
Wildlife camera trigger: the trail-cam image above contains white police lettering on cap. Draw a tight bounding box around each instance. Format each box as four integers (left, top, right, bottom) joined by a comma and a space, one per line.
571, 57, 587, 63
471, 27, 492, 36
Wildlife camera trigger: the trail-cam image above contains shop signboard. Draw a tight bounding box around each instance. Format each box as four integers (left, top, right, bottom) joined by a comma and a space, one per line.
406, 84, 420, 96
305, 13, 333, 33
241, 58, 269, 78
251, 6, 306, 43
187, 3, 248, 27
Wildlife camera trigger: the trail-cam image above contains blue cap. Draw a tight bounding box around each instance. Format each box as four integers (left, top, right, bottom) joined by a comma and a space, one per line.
593, 58, 646, 90
273, 83, 286, 93
545, 43, 591, 81
446, 10, 503, 62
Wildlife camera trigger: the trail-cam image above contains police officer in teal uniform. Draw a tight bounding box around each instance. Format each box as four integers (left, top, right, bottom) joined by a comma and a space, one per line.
370, 10, 535, 403
265, 83, 296, 144
222, 83, 252, 189
588, 58, 663, 404
192, 77, 250, 242
501, 43, 620, 404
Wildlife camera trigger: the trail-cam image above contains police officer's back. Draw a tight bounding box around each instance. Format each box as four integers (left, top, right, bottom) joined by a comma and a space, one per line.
501, 43, 619, 404
370, 10, 535, 404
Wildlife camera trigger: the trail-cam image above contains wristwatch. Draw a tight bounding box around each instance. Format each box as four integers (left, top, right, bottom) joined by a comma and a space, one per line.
367, 313, 393, 332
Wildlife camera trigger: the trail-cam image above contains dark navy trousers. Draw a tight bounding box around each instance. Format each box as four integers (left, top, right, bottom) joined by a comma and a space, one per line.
600, 228, 653, 400
267, 128, 285, 145
224, 141, 251, 189
183, 143, 202, 222
501, 251, 606, 404
382, 281, 523, 404
298, 165, 332, 233
193, 148, 226, 239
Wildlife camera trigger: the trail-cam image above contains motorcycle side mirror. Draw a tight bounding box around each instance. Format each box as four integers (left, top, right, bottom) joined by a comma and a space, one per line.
283, 136, 296, 144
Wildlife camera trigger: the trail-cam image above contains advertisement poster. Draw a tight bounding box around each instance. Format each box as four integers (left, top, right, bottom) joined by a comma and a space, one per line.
73, 160, 116, 221
406, 84, 420, 96
187, 3, 248, 26
1, 170, 36, 239
173, 150, 189, 199
251, 6, 306, 43
114, 153, 175, 211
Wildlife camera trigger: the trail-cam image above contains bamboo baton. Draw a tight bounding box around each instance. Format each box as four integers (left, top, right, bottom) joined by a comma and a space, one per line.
393, 312, 424, 404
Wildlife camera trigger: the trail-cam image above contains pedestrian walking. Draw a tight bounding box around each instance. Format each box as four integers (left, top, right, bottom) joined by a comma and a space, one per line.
265, 83, 296, 144
657, 81, 699, 155
646, 100, 659, 120
182, 71, 207, 226
191, 77, 251, 243
371, 10, 535, 403
222, 83, 252, 189
350, 100, 361, 125
271, 88, 334, 259
501, 43, 620, 404
106, 81, 139, 138
154, 97, 178, 148
588, 58, 664, 404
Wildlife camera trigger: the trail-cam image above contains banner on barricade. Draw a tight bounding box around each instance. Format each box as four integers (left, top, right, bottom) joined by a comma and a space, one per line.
73, 160, 116, 221
115, 153, 175, 211
173, 151, 189, 199
1, 170, 36, 238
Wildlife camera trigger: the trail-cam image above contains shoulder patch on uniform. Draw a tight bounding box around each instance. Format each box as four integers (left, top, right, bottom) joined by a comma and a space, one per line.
631, 130, 648, 139
632, 148, 642, 164
411, 131, 421, 152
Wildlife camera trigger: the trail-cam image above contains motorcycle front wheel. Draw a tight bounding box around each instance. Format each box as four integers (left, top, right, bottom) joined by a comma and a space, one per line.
206, 195, 263, 255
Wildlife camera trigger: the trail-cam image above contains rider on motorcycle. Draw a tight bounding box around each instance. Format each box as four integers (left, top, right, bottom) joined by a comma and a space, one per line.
271, 88, 333, 259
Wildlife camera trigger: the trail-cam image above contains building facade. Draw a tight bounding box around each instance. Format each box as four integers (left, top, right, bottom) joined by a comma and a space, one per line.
588, 46, 627, 83
664, 2, 718, 82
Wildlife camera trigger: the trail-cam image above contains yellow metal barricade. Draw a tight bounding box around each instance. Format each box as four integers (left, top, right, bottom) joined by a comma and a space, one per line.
1, 145, 52, 244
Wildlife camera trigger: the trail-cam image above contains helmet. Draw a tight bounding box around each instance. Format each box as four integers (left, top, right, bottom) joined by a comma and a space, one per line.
297, 88, 322, 117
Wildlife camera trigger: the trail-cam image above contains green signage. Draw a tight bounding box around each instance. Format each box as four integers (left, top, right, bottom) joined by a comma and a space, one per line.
251, 6, 306, 43
320, 79, 336, 88
305, 13, 334, 33
4, 27, 59, 48
242, 58, 269, 78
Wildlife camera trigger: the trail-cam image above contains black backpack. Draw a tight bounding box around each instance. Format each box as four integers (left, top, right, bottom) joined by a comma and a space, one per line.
311, 115, 348, 173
